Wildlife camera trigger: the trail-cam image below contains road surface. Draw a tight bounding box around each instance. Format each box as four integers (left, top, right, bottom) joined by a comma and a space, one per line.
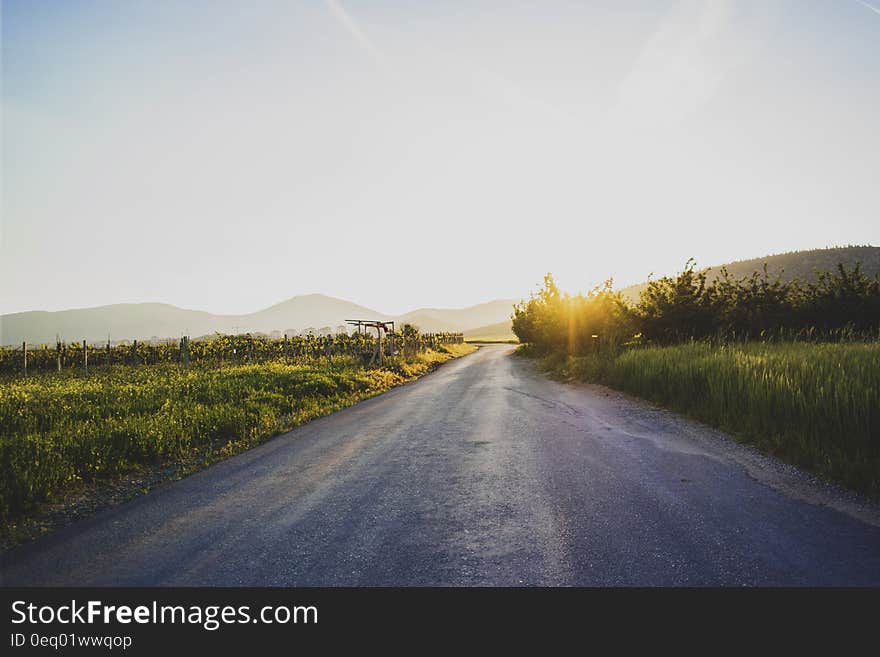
2, 344, 879, 586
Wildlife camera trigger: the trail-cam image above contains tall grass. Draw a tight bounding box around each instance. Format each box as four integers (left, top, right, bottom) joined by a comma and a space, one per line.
544, 342, 880, 496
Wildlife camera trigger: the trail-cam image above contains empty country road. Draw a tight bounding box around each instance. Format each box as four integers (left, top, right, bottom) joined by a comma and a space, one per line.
2, 344, 879, 586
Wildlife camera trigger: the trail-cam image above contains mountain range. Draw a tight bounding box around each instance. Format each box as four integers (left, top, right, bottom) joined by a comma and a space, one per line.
0, 295, 519, 346
3, 246, 876, 346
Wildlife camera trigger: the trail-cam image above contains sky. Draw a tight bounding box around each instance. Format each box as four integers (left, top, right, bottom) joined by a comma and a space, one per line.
1, 0, 878, 315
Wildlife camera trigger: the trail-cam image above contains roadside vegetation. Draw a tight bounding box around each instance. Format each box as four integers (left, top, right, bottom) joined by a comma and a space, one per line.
0, 335, 474, 542
513, 261, 880, 496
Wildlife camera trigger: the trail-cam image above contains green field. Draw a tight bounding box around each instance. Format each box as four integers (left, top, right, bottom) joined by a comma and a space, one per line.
537, 342, 880, 497
0, 343, 475, 530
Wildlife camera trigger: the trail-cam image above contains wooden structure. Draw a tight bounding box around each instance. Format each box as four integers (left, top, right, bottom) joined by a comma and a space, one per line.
346, 319, 395, 364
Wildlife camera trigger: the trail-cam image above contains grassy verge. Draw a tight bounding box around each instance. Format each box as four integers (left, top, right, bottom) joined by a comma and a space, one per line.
0, 343, 476, 547
530, 342, 880, 497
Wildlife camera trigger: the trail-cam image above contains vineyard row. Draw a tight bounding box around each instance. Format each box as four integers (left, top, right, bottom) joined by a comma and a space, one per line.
0, 330, 465, 376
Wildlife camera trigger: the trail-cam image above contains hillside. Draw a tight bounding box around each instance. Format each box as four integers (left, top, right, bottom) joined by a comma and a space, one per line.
619, 246, 880, 304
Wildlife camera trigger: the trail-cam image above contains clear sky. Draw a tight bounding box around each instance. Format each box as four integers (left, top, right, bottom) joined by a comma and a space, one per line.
2, 0, 878, 315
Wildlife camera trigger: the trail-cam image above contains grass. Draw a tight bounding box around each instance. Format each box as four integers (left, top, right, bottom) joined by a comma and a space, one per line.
0, 343, 476, 541
533, 342, 880, 497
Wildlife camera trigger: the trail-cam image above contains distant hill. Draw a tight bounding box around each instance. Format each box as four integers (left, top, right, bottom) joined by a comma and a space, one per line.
397, 299, 518, 334
0, 303, 226, 347
619, 246, 880, 304
241, 294, 388, 333
464, 320, 517, 342
0, 293, 517, 346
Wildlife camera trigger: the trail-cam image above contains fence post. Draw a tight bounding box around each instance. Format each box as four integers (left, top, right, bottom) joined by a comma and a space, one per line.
376, 326, 383, 365
82, 339, 88, 373
56, 339, 62, 372
132, 339, 138, 366
22, 341, 27, 376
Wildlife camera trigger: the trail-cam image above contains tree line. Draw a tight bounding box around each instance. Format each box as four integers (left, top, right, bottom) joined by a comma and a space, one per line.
512, 261, 880, 352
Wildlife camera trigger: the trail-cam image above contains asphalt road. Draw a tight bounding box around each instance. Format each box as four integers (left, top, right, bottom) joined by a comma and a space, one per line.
2, 344, 879, 586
